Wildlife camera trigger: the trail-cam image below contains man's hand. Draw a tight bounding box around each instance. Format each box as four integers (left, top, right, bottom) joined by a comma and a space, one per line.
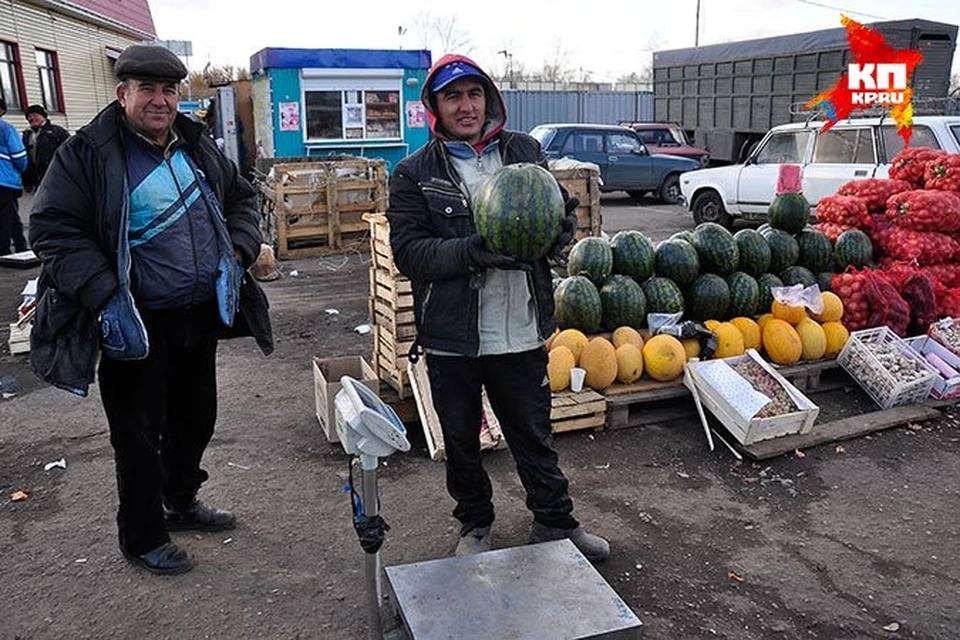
465, 235, 532, 272
550, 197, 580, 261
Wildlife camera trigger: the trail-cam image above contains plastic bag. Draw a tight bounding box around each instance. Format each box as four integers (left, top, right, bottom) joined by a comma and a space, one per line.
771, 284, 824, 315
647, 311, 683, 334
901, 271, 938, 335
863, 270, 910, 336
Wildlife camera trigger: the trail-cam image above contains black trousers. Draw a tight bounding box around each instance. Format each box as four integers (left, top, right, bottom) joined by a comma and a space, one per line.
0, 187, 26, 255
98, 303, 219, 555
426, 349, 578, 535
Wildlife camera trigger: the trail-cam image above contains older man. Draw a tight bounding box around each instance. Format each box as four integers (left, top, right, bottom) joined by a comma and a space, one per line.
29, 45, 272, 575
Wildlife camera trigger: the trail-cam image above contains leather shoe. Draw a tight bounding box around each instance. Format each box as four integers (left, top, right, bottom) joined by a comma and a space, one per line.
164, 499, 236, 532
122, 542, 193, 575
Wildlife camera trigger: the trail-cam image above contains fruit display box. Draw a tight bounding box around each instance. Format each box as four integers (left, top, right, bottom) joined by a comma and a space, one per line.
838, 327, 937, 409
685, 349, 819, 445
904, 335, 960, 400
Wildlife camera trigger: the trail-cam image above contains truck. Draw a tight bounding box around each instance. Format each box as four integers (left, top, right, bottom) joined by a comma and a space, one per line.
653, 19, 958, 165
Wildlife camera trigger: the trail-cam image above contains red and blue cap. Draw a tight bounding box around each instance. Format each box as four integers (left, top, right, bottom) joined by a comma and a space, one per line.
430, 61, 485, 92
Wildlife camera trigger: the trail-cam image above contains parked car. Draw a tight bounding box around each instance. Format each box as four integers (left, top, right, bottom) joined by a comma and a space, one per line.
530, 123, 700, 204
619, 121, 710, 167
679, 115, 960, 228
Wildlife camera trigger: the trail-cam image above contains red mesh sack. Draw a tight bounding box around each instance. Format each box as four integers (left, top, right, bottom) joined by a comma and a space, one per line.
831, 270, 870, 331
863, 270, 911, 337
926, 263, 960, 288
889, 147, 947, 187
876, 260, 916, 291
923, 154, 960, 192
935, 283, 960, 319
815, 222, 853, 242
837, 178, 913, 213
901, 271, 939, 335
884, 227, 960, 265
815, 195, 871, 227
866, 215, 894, 256
885, 189, 960, 232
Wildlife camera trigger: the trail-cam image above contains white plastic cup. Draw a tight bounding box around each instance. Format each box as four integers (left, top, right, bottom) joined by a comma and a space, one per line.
570, 367, 586, 393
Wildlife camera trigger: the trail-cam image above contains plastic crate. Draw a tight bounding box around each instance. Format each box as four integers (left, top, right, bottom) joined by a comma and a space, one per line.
837, 327, 937, 409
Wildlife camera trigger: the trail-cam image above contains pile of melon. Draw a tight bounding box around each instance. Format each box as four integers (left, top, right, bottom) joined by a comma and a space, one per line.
546, 326, 690, 391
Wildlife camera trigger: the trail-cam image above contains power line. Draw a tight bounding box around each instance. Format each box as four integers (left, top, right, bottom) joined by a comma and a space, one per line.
795, 0, 889, 20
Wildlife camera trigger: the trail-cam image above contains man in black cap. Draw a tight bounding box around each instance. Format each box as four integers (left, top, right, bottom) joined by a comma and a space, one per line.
29, 45, 273, 575
21, 104, 69, 192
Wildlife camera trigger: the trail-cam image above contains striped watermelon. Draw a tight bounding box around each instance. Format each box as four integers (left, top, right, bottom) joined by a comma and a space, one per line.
691, 222, 739, 275
768, 193, 811, 234
568, 237, 614, 286
726, 272, 760, 318
554, 276, 602, 334
780, 265, 817, 287
734, 229, 772, 276
796, 228, 833, 274
760, 227, 799, 273
474, 163, 564, 261
610, 231, 656, 282
834, 229, 873, 270
686, 274, 731, 321
654, 239, 700, 287
600, 275, 647, 330
757, 273, 784, 314
642, 277, 685, 315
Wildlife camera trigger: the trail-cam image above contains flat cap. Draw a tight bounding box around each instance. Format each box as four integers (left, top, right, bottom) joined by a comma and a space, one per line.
115, 45, 187, 81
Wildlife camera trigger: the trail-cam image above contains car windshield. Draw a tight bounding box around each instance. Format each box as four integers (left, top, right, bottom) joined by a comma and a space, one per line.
666, 125, 688, 145
879, 124, 940, 161
754, 130, 813, 164
529, 126, 555, 149
635, 128, 680, 147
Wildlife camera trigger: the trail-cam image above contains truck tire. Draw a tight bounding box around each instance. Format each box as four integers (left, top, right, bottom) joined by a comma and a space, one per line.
658, 174, 682, 204
692, 191, 732, 228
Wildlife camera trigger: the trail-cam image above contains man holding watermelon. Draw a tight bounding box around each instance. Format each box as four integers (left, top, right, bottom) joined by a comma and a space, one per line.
388, 55, 609, 563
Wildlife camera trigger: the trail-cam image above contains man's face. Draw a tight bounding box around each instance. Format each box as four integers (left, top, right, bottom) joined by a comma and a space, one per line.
26, 113, 46, 129
434, 77, 486, 143
116, 78, 179, 143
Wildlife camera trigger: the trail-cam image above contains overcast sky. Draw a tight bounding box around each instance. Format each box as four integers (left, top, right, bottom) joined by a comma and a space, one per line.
149, 0, 960, 81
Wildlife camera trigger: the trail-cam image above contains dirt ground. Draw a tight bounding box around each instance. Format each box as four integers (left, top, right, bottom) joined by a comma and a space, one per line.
2, 197, 959, 639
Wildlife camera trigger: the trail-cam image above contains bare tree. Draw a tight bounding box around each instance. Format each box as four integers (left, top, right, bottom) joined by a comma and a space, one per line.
411, 11, 474, 57
181, 64, 251, 100
534, 40, 575, 86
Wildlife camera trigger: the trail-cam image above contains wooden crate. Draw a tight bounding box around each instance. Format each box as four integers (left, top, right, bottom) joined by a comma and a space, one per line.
265, 159, 388, 258
551, 389, 606, 433
550, 166, 602, 240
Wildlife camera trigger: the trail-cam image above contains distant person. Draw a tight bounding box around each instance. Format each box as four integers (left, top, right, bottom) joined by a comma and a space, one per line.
29, 45, 273, 575
21, 104, 69, 192
0, 96, 28, 254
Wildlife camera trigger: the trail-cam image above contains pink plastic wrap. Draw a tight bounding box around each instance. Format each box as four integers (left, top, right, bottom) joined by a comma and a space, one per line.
776, 164, 803, 195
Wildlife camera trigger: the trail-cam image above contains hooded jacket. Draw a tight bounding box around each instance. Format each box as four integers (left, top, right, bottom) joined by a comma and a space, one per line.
387, 54, 558, 356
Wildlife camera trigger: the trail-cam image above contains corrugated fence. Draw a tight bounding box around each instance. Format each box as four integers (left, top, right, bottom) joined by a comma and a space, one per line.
501, 90, 655, 134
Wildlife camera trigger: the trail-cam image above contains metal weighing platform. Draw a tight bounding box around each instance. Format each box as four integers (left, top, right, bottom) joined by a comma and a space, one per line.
384, 539, 643, 639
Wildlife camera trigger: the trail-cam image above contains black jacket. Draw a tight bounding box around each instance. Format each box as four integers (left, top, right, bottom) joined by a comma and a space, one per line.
21, 121, 69, 189
28, 102, 272, 396
387, 131, 557, 355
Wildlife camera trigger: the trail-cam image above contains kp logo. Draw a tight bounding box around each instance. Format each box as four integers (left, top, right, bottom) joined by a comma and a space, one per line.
806, 15, 923, 143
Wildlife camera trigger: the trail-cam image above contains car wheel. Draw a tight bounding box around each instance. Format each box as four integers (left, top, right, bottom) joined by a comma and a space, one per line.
658, 174, 682, 205
692, 191, 732, 228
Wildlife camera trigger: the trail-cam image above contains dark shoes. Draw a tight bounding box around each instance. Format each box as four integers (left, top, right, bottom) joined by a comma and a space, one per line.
164, 499, 236, 532
455, 525, 493, 556
529, 522, 611, 563
122, 542, 194, 575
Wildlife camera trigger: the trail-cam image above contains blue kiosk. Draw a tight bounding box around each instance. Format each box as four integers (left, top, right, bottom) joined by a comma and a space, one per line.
250, 48, 433, 172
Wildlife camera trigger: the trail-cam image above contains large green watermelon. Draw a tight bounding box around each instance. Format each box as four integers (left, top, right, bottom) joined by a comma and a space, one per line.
834, 229, 873, 270
654, 239, 700, 287
686, 274, 731, 321
600, 275, 646, 330
760, 227, 800, 273
726, 272, 760, 318
817, 271, 834, 292
733, 229, 771, 276
756, 273, 784, 315
554, 276, 602, 334
796, 228, 834, 274
474, 163, 564, 261
610, 231, 656, 283
670, 230, 696, 245
642, 277, 685, 315
780, 265, 817, 287
691, 222, 739, 275
567, 237, 613, 286
768, 192, 811, 234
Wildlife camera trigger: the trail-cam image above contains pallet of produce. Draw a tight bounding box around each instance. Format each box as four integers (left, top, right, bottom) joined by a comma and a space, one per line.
685, 349, 819, 445
550, 389, 606, 433
837, 327, 937, 409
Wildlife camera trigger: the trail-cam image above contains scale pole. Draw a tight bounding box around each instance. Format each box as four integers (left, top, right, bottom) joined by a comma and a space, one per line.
361, 462, 382, 640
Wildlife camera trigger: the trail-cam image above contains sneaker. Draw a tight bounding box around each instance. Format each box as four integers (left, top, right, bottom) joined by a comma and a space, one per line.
164, 499, 236, 532
122, 542, 194, 575
529, 522, 610, 563
455, 525, 492, 557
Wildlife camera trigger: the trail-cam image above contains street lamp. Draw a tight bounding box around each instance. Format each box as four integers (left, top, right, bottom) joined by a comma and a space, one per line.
497, 49, 514, 88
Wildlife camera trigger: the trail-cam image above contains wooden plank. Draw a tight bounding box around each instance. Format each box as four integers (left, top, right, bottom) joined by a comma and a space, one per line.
285, 221, 369, 239
374, 283, 414, 310
605, 378, 688, 402
373, 311, 417, 340
552, 413, 606, 434
327, 169, 341, 249
606, 399, 695, 430
373, 269, 412, 295
740, 404, 942, 461
374, 300, 415, 326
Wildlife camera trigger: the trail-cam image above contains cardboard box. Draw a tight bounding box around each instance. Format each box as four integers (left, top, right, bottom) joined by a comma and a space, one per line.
313, 356, 379, 444
905, 336, 960, 400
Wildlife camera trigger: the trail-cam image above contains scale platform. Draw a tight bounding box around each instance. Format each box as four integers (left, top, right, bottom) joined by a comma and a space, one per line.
384, 539, 643, 639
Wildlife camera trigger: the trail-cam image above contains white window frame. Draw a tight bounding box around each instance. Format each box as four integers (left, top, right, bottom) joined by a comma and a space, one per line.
300, 68, 404, 144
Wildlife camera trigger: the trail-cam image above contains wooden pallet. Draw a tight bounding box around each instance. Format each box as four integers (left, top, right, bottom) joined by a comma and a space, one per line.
551, 390, 606, 433
550, 167, 602, 240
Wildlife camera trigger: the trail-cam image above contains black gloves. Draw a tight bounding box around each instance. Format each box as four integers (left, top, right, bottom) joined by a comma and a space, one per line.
550, 196, 580, 261
465, 235, 532, 271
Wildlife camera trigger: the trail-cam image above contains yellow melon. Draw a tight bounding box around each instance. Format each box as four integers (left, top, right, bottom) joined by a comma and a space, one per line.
821, 321, 850, 358
547, 346, 576, 392
615, 343, 644, 384
612, 326, 644, 350
642, 334, 686, 382
811, 291, 844, 323
544, 328, 560, 352
681, 338, 701, 361
713, 322, 746, 359
762, 318, 803, 365
580, 337, 618, 390
552, 329, 589, 365
729, 317, 762, 350
795, 317, 827, 361
757, 313, 774, 332
704, 319, 722, 331
772, 300, 806, 326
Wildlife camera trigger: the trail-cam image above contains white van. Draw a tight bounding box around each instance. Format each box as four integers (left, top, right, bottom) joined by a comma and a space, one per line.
679, 115, 960, 227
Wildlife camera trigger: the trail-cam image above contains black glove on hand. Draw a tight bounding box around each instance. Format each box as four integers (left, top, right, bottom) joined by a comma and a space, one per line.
550, 197, 580, 260
465, 235, 532, 271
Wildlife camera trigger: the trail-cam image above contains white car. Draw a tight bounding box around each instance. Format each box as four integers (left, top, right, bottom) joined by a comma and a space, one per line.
680, 115, 960, 228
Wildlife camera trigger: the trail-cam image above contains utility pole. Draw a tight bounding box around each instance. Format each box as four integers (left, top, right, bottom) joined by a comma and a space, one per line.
497, 49, 513, 88
695, 0, 701, 47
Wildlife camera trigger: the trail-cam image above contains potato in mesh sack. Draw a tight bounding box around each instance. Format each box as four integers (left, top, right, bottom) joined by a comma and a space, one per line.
885, 189, 960, 233
815, 195, 871, 228
889, 146, 947, 187
837, 178, 912, 213
863, 270, 911, 337
923, 154, 960, 192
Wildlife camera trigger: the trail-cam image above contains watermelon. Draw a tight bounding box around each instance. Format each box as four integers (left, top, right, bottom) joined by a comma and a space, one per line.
817, 271, 834, 292
761, 227, 800, 273
757, 223, 771, 235
670, 230, 696, 244
796, 228, 834, 273
610, 231, 656, 282
654, 239, 700, 287
554, 276, 602, 334
834, 229, 874, 270
600, 274, 646, 331
691, 222, 739, 275
733, 229, 771, 276
686, 274, 731, 321
769, 193, 811, 234
757, 273, 784, 314
567, 237, 613, 286
474, 163, 564, 261
726, 272, 760, 318
642, 277, 685, 315
780, 265, 816, 287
